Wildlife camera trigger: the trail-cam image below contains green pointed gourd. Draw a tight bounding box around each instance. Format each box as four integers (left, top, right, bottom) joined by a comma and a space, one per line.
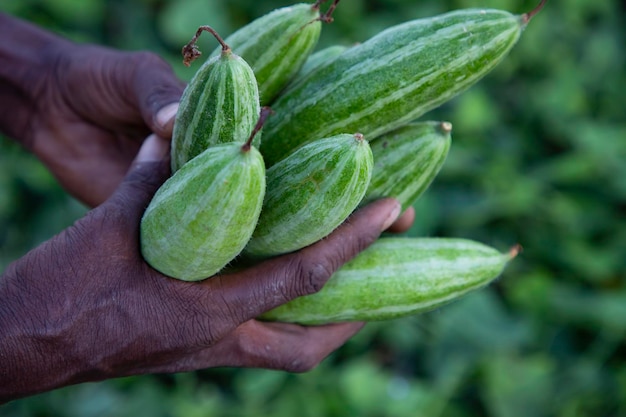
260, 238, 519, 324
244, 133, 373, 258
141, 113, 268, 281
288, 44, 348, 88
171, 27, 260, 173
261, 4, 545, 166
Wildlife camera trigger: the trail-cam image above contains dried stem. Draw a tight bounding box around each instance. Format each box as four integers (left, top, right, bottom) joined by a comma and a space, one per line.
320, 0, 341, 23
242, 107, 274, 152
522, 0, 547, 25
181, 26, 231, 67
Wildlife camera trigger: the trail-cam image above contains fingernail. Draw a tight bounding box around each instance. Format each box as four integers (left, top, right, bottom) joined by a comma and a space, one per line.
381, 201, 402, 231
155, 102, 179, 129
136, 134, 169, 163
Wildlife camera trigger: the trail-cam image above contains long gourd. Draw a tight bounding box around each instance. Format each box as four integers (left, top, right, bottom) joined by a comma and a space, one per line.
261, 5, 542, 165
260, 238, 519, 324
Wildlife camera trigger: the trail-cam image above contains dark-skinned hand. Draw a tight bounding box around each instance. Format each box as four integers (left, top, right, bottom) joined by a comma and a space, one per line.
1, 13, 184, 207
0, 135, 405, 403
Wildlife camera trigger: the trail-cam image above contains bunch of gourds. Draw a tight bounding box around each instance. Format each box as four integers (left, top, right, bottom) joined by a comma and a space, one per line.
140, 0, 544, 325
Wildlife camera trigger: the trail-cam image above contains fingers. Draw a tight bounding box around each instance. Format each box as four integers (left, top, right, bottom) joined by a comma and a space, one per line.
386, 206, 415, 233
211, 198, 401, 323
205, 320, 366, 372
132, 52, 185, 138
154, 103, 179, 139
134, 133, 171, 164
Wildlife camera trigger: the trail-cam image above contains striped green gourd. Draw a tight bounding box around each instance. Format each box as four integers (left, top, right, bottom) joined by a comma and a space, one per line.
171, 27, 260, 172
244, 133, 373, 258
260, 238, 519, 324
288, 44, 348, 87
362, 121, 452, 212
141, 120, 266, 281
210, 2, 327, 105
261, 4, 544, 166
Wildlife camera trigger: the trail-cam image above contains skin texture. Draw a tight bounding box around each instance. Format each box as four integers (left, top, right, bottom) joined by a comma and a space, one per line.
0, 13, 414, 403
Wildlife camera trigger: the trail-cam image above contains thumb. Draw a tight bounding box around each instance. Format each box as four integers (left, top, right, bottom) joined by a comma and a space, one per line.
107, 134, 172, 219
133, 54, 184, 138
152, 102, 179, 139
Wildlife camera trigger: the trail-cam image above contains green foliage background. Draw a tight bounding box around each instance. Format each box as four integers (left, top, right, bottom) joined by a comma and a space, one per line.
1, 0, 625, 415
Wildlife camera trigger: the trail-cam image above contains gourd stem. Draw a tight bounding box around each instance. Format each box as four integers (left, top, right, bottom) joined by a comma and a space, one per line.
182, 26, 231, 67
320, 0, 342, 23
312, 0, 341, 23
508, 244, 523, 260
242, 107, 273, 152
522, 0, 547, 25
439, 121, 453, 134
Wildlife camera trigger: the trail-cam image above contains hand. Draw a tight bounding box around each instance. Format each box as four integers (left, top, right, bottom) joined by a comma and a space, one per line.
28, 45, 183, 207
0, 14, 185, 207
0, 135, 403, 402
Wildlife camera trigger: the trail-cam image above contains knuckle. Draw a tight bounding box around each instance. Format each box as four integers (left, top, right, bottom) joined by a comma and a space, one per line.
120, 51, 185, 124
131, 52, 184, 108
73, 206, 119, 239
91, 196, 137, 231
288, 257, 334, 298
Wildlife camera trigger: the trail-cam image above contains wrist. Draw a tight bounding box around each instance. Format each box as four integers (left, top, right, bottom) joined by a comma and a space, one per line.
0, 12, 73, 147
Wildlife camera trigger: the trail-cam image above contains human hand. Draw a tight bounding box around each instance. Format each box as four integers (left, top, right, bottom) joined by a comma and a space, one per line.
29, 45, 183, 207
0, 135, 403, 402
0, 14, 184, 207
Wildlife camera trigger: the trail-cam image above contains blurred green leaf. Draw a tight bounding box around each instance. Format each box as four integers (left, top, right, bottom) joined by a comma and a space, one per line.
482, 354, 555, 417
